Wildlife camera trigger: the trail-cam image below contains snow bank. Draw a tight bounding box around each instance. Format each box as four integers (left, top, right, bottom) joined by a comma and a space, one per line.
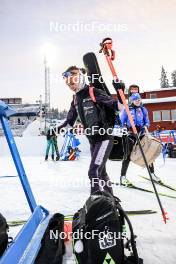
23, 119, 42, 137
0, 135, 90, 157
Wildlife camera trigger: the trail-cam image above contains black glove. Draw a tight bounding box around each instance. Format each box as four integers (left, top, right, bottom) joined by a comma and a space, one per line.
112, 80, 125, 92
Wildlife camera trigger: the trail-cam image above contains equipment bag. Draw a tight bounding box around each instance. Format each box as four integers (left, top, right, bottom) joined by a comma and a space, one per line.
72, 191, 143, 264
83, 52, 118, 128
130, 133, 162, 167
109, 136, 124, 161
0, 213, 9, 257
35, 213, 65, 264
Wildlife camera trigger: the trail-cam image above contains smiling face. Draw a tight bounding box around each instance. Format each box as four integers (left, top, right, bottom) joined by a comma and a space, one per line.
132, 98, 141, 107
64, 69, 80, 92
129, 86, 139, 94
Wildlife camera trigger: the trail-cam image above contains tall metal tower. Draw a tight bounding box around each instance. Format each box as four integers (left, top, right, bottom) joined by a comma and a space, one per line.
44, 56, 50, 132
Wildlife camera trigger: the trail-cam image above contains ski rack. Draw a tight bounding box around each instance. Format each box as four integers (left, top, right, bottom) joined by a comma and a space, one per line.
0, 101, 50, 264
153, 130, 176, 160
153, 130, 176, 144
60, 130, 81, 160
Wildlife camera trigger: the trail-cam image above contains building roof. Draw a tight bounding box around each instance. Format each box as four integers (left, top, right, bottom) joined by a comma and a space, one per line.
141, 87, 176, 93
143, 96, 176, 104
9, 105, 40, 117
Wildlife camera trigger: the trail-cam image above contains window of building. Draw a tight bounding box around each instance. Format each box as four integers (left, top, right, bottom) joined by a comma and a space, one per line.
149, 93, 157, 99
171, 110, 176, 121
9, 98, 14, 104
153, 111, 161, 122
15, 98, 22, 104
162, 110, 170, 121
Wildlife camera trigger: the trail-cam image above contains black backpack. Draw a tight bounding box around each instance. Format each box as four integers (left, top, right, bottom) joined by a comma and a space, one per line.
89, 86, 117, 129
72, 191, 143, 264
35, 213, 65, 264
0, 213, 9, 257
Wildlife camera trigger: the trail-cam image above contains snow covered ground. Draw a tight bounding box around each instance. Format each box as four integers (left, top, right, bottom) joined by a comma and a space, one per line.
0, 128, 176, 263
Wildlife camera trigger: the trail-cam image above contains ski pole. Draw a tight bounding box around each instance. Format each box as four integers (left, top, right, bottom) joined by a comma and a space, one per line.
99, 38, 169, 223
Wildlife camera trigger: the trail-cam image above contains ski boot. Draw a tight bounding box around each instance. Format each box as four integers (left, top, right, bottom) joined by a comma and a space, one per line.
56, 155, 60, 161
151, 173, 162, 183
51, 154, 55, 161
45, 155, 48, 161
120, 176, 133, 187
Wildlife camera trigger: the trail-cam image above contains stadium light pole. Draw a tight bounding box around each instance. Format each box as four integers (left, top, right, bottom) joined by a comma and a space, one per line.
42, 43, 57, 133
36, 95, 43, 135
44, 55, 49, 133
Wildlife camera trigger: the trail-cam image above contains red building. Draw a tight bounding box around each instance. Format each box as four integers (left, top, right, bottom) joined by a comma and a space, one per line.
113, 87, 176, 132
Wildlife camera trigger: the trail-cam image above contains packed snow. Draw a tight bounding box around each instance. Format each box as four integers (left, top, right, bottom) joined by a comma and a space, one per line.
0, 120, 176, 263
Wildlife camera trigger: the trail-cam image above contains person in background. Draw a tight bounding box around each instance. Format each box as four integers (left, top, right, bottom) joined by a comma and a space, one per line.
53, 134, 60, 160
156, 125, 162, 132
45, 127, 60, 161
120, 92, 161, 186
128, 84, 140, 102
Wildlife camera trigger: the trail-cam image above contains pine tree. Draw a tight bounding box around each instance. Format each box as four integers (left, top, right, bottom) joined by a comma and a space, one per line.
160, 66, 169, 88
171, 70, 176, 87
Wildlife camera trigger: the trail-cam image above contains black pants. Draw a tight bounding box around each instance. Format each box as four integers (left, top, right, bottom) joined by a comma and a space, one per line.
121, 135, 155, 177
88, 139, 114, 194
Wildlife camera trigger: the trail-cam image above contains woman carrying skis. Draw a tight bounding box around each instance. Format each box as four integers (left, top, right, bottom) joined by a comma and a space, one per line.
120, 92, 161, 186
53, 66, 123, 194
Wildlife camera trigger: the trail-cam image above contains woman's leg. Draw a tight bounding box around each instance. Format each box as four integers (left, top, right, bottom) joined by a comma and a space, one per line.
149, 163, 154, 174
51, 139, 55, 160
121, 136, 134, 177
53, 137, 60, 159
88, 139, 113, 194
149, 163, 161, 182
100, 165, 113, 195
45, 140, 51, 160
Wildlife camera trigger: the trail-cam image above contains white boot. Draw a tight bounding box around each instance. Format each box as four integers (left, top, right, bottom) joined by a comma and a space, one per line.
151, 173, 162, 183
120, 176, 133, 187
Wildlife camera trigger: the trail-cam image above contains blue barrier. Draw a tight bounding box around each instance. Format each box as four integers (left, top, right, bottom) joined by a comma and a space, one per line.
0, 101, 50, 263
0, 206, 50, 264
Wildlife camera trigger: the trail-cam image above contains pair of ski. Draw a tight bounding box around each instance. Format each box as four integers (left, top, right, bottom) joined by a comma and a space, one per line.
139, 175, 176, 192
111, 176, 176, 199
84, 39, 170, 222
8, 209, 157, 227
0, 175, 17, 178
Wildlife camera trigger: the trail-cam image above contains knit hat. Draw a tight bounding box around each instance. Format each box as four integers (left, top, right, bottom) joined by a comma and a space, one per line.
130, 93, 141, 101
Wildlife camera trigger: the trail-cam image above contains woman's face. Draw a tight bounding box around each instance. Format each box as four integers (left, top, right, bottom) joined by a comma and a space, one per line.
132, 99, 141, 107
64, 70, 80, 92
